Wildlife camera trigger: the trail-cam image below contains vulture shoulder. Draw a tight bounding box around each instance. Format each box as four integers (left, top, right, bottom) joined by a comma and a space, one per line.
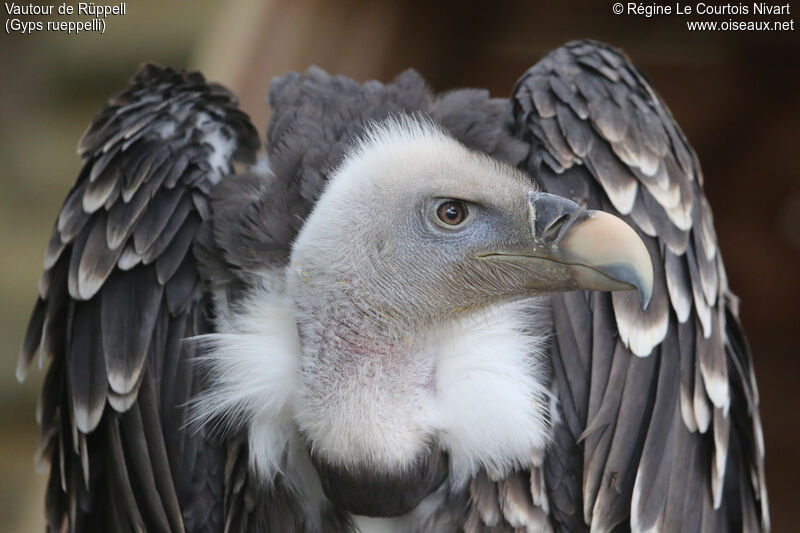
17, 64, 259, 533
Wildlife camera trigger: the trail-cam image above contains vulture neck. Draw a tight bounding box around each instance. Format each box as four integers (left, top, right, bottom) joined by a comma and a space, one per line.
289, 281, 555, 482
291, 287, 442, 464
290, 289, 451, 515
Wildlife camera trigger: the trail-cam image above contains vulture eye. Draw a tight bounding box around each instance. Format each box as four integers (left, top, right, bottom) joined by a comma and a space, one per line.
436, 200, 468, 226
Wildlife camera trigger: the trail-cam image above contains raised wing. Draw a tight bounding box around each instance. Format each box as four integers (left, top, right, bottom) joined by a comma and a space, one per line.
18, 64, 259, 532
509, 40, 768, 532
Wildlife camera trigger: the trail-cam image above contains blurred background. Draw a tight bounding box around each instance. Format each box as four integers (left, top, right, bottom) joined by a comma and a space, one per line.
1, 0, 798, 531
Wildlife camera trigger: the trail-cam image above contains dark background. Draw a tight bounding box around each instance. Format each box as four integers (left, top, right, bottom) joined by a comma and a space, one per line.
1, 1, 797, 530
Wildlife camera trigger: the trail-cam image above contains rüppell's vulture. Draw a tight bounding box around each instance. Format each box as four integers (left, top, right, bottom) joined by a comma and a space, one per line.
18, 40, 768, 532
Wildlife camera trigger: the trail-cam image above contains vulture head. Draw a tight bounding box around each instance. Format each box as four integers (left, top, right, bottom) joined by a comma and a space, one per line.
282, 118, 653, 515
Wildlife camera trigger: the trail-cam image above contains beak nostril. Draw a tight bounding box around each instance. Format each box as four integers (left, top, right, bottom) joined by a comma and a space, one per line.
542, 213, 572, 240
530, 191, 584, 245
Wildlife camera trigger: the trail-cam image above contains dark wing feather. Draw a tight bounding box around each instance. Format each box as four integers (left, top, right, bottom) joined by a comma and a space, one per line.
18, 64, 259, 532
507, 40, 768, 532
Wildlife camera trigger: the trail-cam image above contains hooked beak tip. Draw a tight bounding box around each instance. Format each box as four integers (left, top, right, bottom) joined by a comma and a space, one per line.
638, 278, 653, 310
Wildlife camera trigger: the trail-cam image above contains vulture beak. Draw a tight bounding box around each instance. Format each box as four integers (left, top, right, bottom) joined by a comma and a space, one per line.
481, 191, 654, 309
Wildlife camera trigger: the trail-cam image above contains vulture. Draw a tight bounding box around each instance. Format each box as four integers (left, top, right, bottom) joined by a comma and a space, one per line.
18, 40, 768, 533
